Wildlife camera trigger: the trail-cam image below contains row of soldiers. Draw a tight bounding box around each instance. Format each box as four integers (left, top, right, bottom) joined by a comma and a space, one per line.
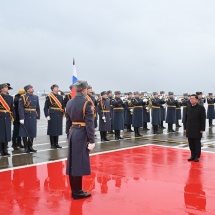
0, 82, 214, 156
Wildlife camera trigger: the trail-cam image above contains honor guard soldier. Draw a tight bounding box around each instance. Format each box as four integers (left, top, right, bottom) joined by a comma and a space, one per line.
0, 83, 14, 156
19, 85, 40, 153
98, 91, 111, 141
151, 92, 164, 134
44, 84, 64, 149
112, 91, 124, 139
63, 85, 73, 107
142, 92, 150, 130
166, 92, 177, 132
124, 92, 134, 132
182, 93, 190, 128
159, 91, 166, 129
207, 93, 215, 127
86, 85, 98, 129
131, 91, 145, 137
66, 80, 95, 200
12, 89, 25, 150
196, 92, 205, 106
175, 97, 182, 127
107, 90, 114, 134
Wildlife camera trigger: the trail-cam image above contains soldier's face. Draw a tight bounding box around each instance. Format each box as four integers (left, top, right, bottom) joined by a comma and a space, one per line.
27, 88, 34, 94
154, 94, 158, 98
1, 86, 8, 94
53, 87, 59, 94
88, 88, 92, 94
102, 94, 107, 99
135, 94, 139, 98
82, 89, 87, 96
115, 94, 120, 98
128, 94, 132, 98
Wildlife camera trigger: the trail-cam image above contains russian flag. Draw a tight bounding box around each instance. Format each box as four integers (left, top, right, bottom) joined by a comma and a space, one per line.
71, 58, 78, 98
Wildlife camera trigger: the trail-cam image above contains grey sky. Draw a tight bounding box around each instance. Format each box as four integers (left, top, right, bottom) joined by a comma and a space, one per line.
1, 0, 215, 95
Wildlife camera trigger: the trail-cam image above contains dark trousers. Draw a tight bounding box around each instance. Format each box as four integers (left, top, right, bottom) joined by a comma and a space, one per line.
188, 138, 201, 158
12, 121, 21, 145
69, 176, 82, 192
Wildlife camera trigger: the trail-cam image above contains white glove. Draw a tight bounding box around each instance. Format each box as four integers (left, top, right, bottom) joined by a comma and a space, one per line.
87, 143, 95, 151
162, 104, 166, 107
46, 116, 51, 120
130, 109, 133, 113
102, 115, 106, 122
143, 98, 148, 102
159, 96, 162, 99
20, 119, 24, 124
145, 107, 148, 110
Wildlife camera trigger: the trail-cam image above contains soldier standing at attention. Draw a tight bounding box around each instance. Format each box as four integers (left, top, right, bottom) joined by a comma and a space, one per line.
12, 89, 25, 150
112, 91, 124, 140
19, 85, 40, 153
66, 80, 95, 200
182, 93, 190, 129
0, 83, 14, 156
159, 91, 166, 129
63, 85, 73, 107
44, 84, 64, 149
124, 92, 134, 132
206, 93, 215, 127
98, 91, 111, 141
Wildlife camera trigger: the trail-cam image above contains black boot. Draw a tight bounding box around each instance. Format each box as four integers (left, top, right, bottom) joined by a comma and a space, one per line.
160, 121, 166, 129
50, 136, 57, 149
2, 142, 10, 156
12, 141, 19, 150
100, 131, 104, 141
134, 127, 138, 137
168, 123, 171, 132
127, 125, 134, 132
118, 130, 123, 139
176, 120, 181, 127
153, 125, 156, 134
0, 143, 5, 156
103, 131, 110, 141
23, 137, 30, 153
28, 138, 37, 152
17, 137, 25, 148
115, 130, 119, 140
209, 119, 213, 127
137, 128, 142, 137
55, 136, 62, 148
143, 122, 149, 130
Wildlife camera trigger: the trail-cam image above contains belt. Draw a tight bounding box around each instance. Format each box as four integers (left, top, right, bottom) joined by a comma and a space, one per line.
72, 122, 86, 126
0, 109, 14, 121
50, 107, 61, 110
208, 104, 214, 106
129, 107, 134, 109
101, 110, 110, 112
182, 106, 187, 108
168, 106, 176, 108
152, 106, 160, 109
113, 107, 124, 110
176, 108, 181, 110
133, 106, 142, 108
24, 108, 36, 111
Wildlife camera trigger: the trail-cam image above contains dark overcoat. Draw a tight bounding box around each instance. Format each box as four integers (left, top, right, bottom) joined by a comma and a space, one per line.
151, 98, 162, 125
44, 93, 64, 136
184, 103, 206, 138
206, 98, 215, 119
176, 102, 182, 120
182, 98, 190, 123
166, 98, 177, 124
0, 93, 13, 142
112, 98, 124, 130
66, 93, 95, 176
143, 101, 150, 123
19, 93, 40, 138
131, 98, 144, 127
124, 99, 133, 125
98, 98, 111, 131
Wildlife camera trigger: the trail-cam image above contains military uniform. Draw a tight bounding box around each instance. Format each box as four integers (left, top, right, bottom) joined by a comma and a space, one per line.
206, 93, 215, 126
181, 93, 190, 128
86, 93, 98, 128
165, 92, 177, 132
19, 85, 40, 153
151, 92, 165, 134
63, 85, 73, 107
66, 80, 94, 200
97, 91, 111, 141
12, 89, 25, 150
131, 92, 145, 137
0, 83, 14, 156
196, 92, 205, 106
142, 99, 150, 130
159, 91, 166, 129
112, 91, 124, 139
44, 84, 64, 149
107, 90, 114, 134
176, 99, 182, 127
124, 93, 134, 132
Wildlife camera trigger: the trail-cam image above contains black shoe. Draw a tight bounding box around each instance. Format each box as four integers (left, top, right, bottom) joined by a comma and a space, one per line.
188, 157, 195, 161
55, 144, 62, 149
29, 147, 37, 153
104, 138, 110, 141
135, 134, 142, 137
72, 190, 91, 200
51, 144, 57, 149
143, 128, 150, 130
169, 129, 175, 132
118, 136, 123, 139
127, 129, 134, 132
12, 145, 19, 150
194, 157, 199, 162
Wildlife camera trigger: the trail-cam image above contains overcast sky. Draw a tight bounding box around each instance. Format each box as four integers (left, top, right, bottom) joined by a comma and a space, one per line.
1, 0, 215, 95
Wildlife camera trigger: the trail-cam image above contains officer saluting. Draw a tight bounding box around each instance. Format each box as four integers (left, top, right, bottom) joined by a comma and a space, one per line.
98, 91, 111, 141
66, 80, 95, 200
112, 91, 124, 140
19, 85, 40, 153
0, 83, 14, 156
44, 84, 64, 149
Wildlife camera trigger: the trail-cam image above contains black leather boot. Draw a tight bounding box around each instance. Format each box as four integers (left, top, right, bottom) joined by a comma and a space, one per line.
28, 138, 37, 152
100, 131, 104, 141
17, 137, 25, 148
137, 128, 142, 137
50, 136, 57, 149
118, 130, 123, 139
55, 136, 62, 148
23, 137, 30, 153
103, 131, 110, 141
0, 143, 5, 156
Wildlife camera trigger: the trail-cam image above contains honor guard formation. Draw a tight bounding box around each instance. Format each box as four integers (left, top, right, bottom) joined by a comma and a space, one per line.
0, 83, 213, 155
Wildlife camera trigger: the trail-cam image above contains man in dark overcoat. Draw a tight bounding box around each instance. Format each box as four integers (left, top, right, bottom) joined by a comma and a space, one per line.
44, 84, 64, 149
66, 80, 95, 200
98, 91, 111, 141
0, 83, 14, 156
19, 85, 40, 153
184, 94, 206, 162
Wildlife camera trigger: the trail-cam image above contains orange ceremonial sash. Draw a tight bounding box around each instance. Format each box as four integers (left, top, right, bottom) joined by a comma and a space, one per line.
0, 95, 14, 121
48, 93, 64, 113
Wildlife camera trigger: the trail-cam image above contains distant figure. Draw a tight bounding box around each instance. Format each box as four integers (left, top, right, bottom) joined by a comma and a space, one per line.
206, 93, 215, 127
66, 80, 95, 200
196, 92, 205, 106
181, 93, 190, 129
63, 85, 73, 107
184, 94, 206, 162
